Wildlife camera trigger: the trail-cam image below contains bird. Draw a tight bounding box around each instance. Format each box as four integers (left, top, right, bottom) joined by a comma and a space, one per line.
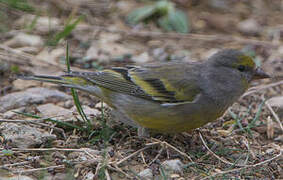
19, 49, 270, 136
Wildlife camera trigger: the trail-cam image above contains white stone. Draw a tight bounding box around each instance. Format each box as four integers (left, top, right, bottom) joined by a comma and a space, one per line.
4, 33, 43, 47
0, 88, 71, 113
138, 168, 153, 179
237, 19, 261, 35
162, 159, 184, 173
37, 103, 73, 118
132, 52, 150, 64
0, 123, 56, 148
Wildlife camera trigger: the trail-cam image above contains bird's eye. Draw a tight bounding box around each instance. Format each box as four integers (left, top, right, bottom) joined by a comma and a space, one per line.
237, 65, 246, 72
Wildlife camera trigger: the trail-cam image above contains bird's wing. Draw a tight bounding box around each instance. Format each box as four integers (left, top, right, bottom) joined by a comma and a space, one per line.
67, 62, 202, 104
65, 68, 152, 100
128, 63, 202, 104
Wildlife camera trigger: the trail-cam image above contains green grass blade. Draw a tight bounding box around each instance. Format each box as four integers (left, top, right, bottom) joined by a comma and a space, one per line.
47, 16, 83, 46
1, 0, 35, 12
66, 42, 71, 72
26, 14, 39, 32
13, 111, 85, 131
65, 42, 91, 131
249, 99, 265, 128
159, 166, 168, 180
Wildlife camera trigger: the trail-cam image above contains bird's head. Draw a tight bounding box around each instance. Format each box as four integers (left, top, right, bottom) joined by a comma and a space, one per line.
208, 49, 270, 83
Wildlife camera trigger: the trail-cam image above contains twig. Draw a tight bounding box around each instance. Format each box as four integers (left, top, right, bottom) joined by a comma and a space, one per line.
107, 164, 133, 179
0, 147, 90, 152
94, 162, 102, 178
13, 165, 64, 174
0, 161, 31, 168
105, 169, 111, 180
140, 151, 148, 167
199, 132, 248, 167
116, 146, 150, 166
199, 132, 282, 169
265, 101, 283, 132
148, 146, 164, 166
242, 80, 283, 98
0, 114, 67, 123
88, 26, 279, 47
83, 149, 97, 159
94, 161, 133, 179
200, 150, 282, 180
145, 142, 160, 146
151, 138, 194, 162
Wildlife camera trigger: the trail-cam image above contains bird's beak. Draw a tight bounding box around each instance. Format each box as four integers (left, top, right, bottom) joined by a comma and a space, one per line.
253, 67, 270, 79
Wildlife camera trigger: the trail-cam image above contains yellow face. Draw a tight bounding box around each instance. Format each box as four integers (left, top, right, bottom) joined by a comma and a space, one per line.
231, 55, 256, 87
236, 55, 256, 69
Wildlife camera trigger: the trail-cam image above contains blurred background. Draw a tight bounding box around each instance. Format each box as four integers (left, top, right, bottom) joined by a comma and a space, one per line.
1, 0, 283, 78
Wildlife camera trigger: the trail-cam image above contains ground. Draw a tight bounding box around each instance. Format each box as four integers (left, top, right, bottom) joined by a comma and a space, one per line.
0, 0, 282, 179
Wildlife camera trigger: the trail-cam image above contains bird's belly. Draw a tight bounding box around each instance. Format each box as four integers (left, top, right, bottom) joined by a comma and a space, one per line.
110, 95, 222, 132
128, 105, 222, 132
104, 91, 226, 132
130, 113, 213, 132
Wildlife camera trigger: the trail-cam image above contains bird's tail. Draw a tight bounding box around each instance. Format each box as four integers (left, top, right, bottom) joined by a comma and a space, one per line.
18, 73, 91, 89
19, 72, 113, 107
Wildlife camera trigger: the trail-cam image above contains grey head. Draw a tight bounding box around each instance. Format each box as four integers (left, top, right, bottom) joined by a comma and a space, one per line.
207, 49, 270, 82
198, 49, 270, 110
